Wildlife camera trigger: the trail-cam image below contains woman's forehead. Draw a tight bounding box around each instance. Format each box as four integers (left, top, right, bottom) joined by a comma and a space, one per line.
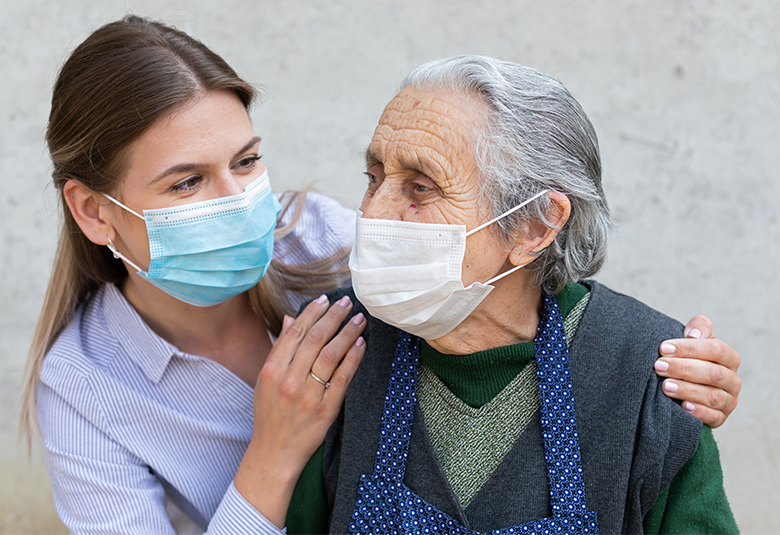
369, 87, 485, 173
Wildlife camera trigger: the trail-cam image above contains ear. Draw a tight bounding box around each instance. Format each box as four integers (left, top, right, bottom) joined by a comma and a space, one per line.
62, 180, 116, 246
508, 190, 571, 267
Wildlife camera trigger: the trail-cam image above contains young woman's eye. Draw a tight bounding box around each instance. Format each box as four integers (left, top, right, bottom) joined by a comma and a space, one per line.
171, 176, 202, 192
235, 155, 261, 170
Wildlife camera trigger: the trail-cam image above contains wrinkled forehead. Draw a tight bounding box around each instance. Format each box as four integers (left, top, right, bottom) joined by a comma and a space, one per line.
368, 86, 488, 165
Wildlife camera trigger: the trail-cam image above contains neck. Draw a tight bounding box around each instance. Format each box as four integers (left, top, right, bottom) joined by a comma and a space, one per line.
426, 270, 543, 355
119, 273, 271, 386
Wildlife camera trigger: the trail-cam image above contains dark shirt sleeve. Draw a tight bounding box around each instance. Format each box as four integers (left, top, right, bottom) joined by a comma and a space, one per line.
643, 426, 738, 534
286, 444, 329, 534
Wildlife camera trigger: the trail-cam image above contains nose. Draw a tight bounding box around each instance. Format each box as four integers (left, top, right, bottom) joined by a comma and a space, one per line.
216, 167, 258, 197
360, 182, 406, 221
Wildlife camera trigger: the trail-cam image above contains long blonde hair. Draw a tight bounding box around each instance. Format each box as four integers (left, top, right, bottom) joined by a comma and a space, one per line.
20, 16, 349, 449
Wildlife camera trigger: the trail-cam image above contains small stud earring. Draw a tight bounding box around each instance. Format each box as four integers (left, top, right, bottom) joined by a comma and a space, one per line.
107, 237, 120, 259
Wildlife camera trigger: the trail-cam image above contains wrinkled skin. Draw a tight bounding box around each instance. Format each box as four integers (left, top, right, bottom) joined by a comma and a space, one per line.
361, 85, 740, 427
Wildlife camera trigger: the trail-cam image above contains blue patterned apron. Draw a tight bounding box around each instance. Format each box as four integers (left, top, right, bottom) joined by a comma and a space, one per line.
348, 292, 599, 534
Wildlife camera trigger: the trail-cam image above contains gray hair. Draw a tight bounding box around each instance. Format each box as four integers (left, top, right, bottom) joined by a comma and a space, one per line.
399, 55, 612, 291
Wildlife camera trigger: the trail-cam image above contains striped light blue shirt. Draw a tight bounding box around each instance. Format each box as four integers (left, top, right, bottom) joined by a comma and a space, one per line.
37, 193, 355, 535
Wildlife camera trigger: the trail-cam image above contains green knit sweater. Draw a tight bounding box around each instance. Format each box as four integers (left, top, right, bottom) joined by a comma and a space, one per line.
286, 283, 737, 534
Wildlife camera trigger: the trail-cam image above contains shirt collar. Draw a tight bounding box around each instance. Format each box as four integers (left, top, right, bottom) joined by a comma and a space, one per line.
101, 283, 180, 384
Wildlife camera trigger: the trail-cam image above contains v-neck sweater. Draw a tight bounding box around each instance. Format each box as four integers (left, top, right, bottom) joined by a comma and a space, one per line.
417, 283, 590, 508
419, 281, 589, 408
286, 282, 737, 534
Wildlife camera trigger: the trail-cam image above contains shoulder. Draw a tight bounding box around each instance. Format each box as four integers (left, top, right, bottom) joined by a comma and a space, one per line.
583, 280, 684, 334
274, 191, 356, 265
576, 280, 684, 369
39, 287, 121, 425
571, 280, 702, 531
42, 288, 117, 383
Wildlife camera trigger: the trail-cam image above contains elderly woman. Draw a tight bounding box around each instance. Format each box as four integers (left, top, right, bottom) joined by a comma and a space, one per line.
286, 56, 737, 534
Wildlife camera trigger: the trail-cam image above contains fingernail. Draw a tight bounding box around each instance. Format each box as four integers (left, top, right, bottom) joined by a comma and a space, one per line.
660, 343, 676, 355
654, 360, 669, 372
683, 401, 695, 413
355, 336, 365, 347
351, 312, 365, 324
663, 380, 679, 393
282, 315, 292, 330
338, 295, 352, 307
316, 294, 328, 304
686, 328, 702, 339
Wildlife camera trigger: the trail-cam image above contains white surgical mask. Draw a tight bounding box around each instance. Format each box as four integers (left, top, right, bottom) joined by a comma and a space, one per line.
349, 190, 549, 339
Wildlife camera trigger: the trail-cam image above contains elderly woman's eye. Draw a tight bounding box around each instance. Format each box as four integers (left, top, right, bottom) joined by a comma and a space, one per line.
365, 172, 381, 185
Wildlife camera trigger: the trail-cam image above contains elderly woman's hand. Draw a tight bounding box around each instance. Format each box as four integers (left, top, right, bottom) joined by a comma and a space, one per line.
654, 315, 741, 428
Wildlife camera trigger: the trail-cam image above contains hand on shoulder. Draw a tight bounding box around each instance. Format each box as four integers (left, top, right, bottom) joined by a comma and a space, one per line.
655, 315, 741, 428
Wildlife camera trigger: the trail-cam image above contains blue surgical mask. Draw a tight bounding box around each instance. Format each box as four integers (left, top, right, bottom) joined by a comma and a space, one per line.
104, 170, 281, 307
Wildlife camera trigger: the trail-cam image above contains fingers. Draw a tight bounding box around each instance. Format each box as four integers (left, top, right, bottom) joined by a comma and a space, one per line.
290, 295, 361, 378
659, 336, 740, 371
682, 314, 715, 340
309, 311, 367, 390
659, 377, 735, 428
655, 338, 742, 418
321, 333, 366, 410
655, 326, 742, 428
654, 344, 741, 395
280, 315, 293, 336
659, 374, 734, 410
675, 402, 728, 428
266, 294, 366, 392
266, 294, 331, 369
327, 334, 365, 388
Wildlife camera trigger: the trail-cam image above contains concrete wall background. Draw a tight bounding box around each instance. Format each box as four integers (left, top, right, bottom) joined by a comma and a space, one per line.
1, 1, 777, 532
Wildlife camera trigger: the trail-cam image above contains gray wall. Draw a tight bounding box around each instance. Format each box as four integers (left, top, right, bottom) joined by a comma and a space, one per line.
1, 1, 777, 533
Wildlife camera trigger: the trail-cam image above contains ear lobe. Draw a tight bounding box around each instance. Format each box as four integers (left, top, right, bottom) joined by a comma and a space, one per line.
508, 191, 571, 267
62, 180, 115, 246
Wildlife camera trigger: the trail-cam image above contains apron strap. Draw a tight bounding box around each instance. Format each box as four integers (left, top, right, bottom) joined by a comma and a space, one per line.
371, 292, 591, 519
371, 332, 421, 481
535, 291, 590, 516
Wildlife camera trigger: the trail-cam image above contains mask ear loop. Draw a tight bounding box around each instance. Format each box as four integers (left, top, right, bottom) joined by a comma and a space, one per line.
103, 194, 145, 220
466, 189, 550, 286
103, 194, 147, 273
484, 258, 534, 286
465, 189, 549, 237
107, 237, 145, 274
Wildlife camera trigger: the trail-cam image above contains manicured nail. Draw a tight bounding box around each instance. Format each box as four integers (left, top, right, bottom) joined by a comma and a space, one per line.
355, 336, 365, 347
338, 295, 352, 307
663, 380, 679, 393
686, 328, 702, 339
351, 312, 365, 324
316, 294, 328, 304
660, 343, 676, 355
683, 401, 695, 413
654, 360, 669, 372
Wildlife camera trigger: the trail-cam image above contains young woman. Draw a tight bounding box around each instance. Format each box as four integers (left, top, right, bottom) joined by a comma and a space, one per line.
20, 16, 741, 534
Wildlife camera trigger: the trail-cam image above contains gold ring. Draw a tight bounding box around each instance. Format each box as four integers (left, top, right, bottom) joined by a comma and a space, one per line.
310, 372, 330, 388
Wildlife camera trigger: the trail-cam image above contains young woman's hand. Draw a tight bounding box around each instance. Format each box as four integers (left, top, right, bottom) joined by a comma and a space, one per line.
234, 294, 366, 527
655, 315, 741, 428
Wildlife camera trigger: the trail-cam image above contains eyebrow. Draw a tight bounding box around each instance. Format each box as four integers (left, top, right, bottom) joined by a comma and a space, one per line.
150, 136, 262, 184
364, 146, 440, 181
364, 147, 380, 168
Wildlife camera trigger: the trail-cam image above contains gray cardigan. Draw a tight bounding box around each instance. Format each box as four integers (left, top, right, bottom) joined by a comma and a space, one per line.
321, 281, 702, 534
